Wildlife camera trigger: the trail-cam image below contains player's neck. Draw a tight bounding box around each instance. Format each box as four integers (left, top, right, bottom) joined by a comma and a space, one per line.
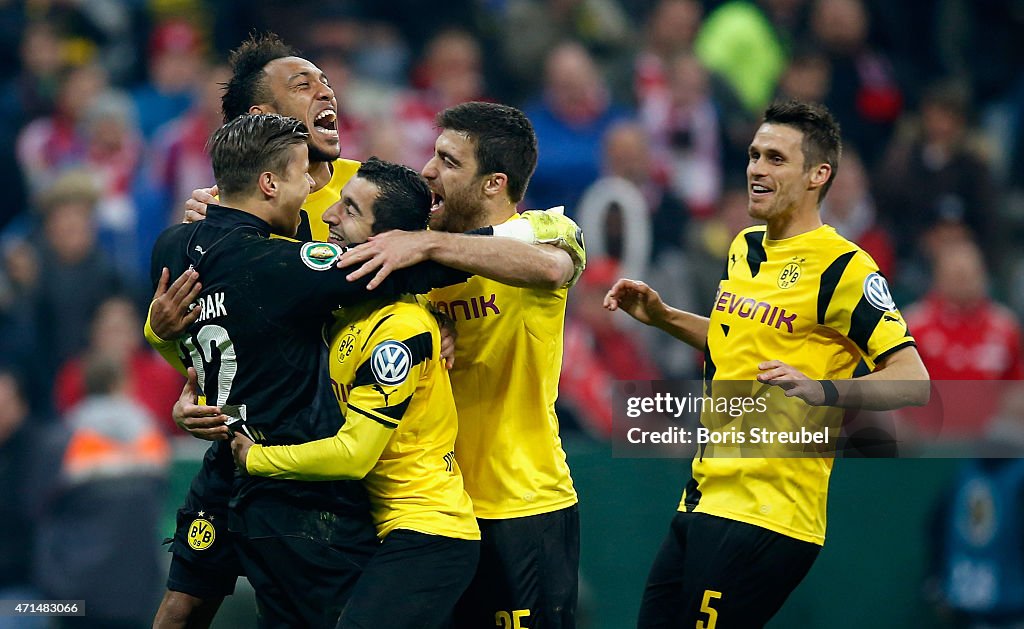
308, 160, 334, 193
473, 199, 519, 231
765, 206, 822, 241
219, 194, 288, 235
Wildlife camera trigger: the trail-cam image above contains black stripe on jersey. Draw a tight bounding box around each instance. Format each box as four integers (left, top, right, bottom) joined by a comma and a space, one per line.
817, 251, 857, 325
873, 340, 917, 365
744, 230, 768, 277
374, 396, 412, 422
683, 476, 702, 511
349, 404, 399, 429
352, 331, 434, 388
361, 315, 395, 351
721, 324, 730, 337
702, 343, 717, 384
848, 297, 886, 356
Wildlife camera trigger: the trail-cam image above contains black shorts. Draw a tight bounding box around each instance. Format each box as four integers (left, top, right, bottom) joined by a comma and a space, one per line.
637, 511, 821, 629
233, 500, 379, 629
337, 530, 479, 629
165, 486, 241, 599
453, 504, 580, 629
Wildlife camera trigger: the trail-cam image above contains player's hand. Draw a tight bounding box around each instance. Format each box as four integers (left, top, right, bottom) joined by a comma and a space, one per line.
173, 367, 231, 440
183, 185, 218, 223
150, 267, 202, 340
337, 230, 434, 290
230, 432, 255, 474
603, 278, 666, 326
437, 313, 457, 369
756, 360, 825, 405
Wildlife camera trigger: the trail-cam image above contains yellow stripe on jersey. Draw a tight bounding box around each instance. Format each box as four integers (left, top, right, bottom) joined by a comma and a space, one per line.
685, 225, 915, 545
249, 295, 479, 541
429, 215, 581, 519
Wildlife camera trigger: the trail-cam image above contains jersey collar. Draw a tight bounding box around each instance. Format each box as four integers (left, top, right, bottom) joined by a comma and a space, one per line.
205, 204, 274, 236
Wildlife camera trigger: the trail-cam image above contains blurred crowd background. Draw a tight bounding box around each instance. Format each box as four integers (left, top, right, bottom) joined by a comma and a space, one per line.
1, 0, 1024, 627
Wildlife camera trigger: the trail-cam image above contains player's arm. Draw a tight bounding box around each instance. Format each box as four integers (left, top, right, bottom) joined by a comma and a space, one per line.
236, 317, 430, 478
236, 412, 394, 480
604, 278, 709, 350
757, 346, 929, 410
144, 267, 203, 375
265, 240, 471, 317
337, 208, 587, 290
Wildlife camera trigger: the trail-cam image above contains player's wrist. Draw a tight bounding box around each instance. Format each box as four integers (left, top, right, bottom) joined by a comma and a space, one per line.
819, 380, 839, 406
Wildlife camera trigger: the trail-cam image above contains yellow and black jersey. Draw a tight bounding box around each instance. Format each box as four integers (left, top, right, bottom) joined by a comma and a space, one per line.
246, 296, 480, 541
428, 213, 584, 519
684, 224, 916, 545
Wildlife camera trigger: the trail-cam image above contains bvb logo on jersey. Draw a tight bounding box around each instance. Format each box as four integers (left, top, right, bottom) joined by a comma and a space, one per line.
336, 333, 357, 363
187, 517, 216, 550
300, 242, 343, 271
777, 262, 801, 289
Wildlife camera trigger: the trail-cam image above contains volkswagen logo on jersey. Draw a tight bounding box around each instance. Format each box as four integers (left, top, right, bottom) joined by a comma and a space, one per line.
863, 272, 897, 312
371, 340, 412, 386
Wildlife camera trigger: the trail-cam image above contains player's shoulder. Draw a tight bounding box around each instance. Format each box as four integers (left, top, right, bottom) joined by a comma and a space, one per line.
331, 158, 362, 185
372, 298, 439, 338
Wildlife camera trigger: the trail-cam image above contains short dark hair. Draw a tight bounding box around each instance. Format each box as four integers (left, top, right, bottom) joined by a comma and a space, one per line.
222, 32, 299, 122
356, 157, 432, 233
208, 114, 309, 196
763, 99, 842, 202
436, 102, 538, 203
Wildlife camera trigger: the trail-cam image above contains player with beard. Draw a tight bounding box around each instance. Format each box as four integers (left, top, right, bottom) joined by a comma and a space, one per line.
335, 102, 586, 628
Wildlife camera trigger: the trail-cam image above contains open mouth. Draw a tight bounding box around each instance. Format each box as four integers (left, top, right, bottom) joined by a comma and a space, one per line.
430, 191, 445, 215
313, 109, 338, 139
750, 183, 773, 197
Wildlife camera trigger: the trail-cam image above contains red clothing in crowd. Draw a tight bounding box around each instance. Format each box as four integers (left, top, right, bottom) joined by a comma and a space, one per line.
54, 351, 184, 435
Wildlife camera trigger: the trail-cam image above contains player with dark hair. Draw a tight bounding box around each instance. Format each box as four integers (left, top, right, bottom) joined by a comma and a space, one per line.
149, 32, 364, 629
336, 101, 586, 628
604, 100, 930, 628
150, 114, 470, 628
230, 157, 480, 629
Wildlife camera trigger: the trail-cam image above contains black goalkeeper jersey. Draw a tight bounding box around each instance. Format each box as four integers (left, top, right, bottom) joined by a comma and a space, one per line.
150, 204, 469, 512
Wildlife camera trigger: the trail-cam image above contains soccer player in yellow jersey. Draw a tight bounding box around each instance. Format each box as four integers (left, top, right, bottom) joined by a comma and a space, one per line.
337, 102, 587, 628
147, 33, 366, 629
227, 157, 479, 628
605, 100, 931, 628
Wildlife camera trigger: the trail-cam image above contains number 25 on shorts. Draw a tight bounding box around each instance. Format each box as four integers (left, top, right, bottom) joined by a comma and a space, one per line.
696, 590, 721, 629
495, 609, 530, 628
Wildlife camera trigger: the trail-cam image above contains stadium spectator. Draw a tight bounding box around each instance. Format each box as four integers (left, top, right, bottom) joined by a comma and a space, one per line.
632, 0, 703, 108
24, 170, 136, 392
694, 0, 797, 115
875, 81, 997, 265
136, 63, 229, 257
560, 257, 662, 437
905, 239, 1022, 434
34, 355, 170, 629
0, 366, 52, 629
131, 19, 204, 139
820, 146, 896, 279
526, 42, 631, 214
639, 52, 724, 219
53, 295, 183, 435
810, 0, 903, 167
15, 63, 108, 197
394, 29, 487, 169
497, 0, 634, 99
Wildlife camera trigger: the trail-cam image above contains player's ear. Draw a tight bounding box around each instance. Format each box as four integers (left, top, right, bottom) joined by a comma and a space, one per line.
258, 171, 277, 197
808, 163, 831, 191
482, 172, 507, 198
248, 104, 269, 115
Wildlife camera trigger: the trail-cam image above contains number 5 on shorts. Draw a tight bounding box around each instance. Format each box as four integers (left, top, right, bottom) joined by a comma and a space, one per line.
696, 590, 721, 629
